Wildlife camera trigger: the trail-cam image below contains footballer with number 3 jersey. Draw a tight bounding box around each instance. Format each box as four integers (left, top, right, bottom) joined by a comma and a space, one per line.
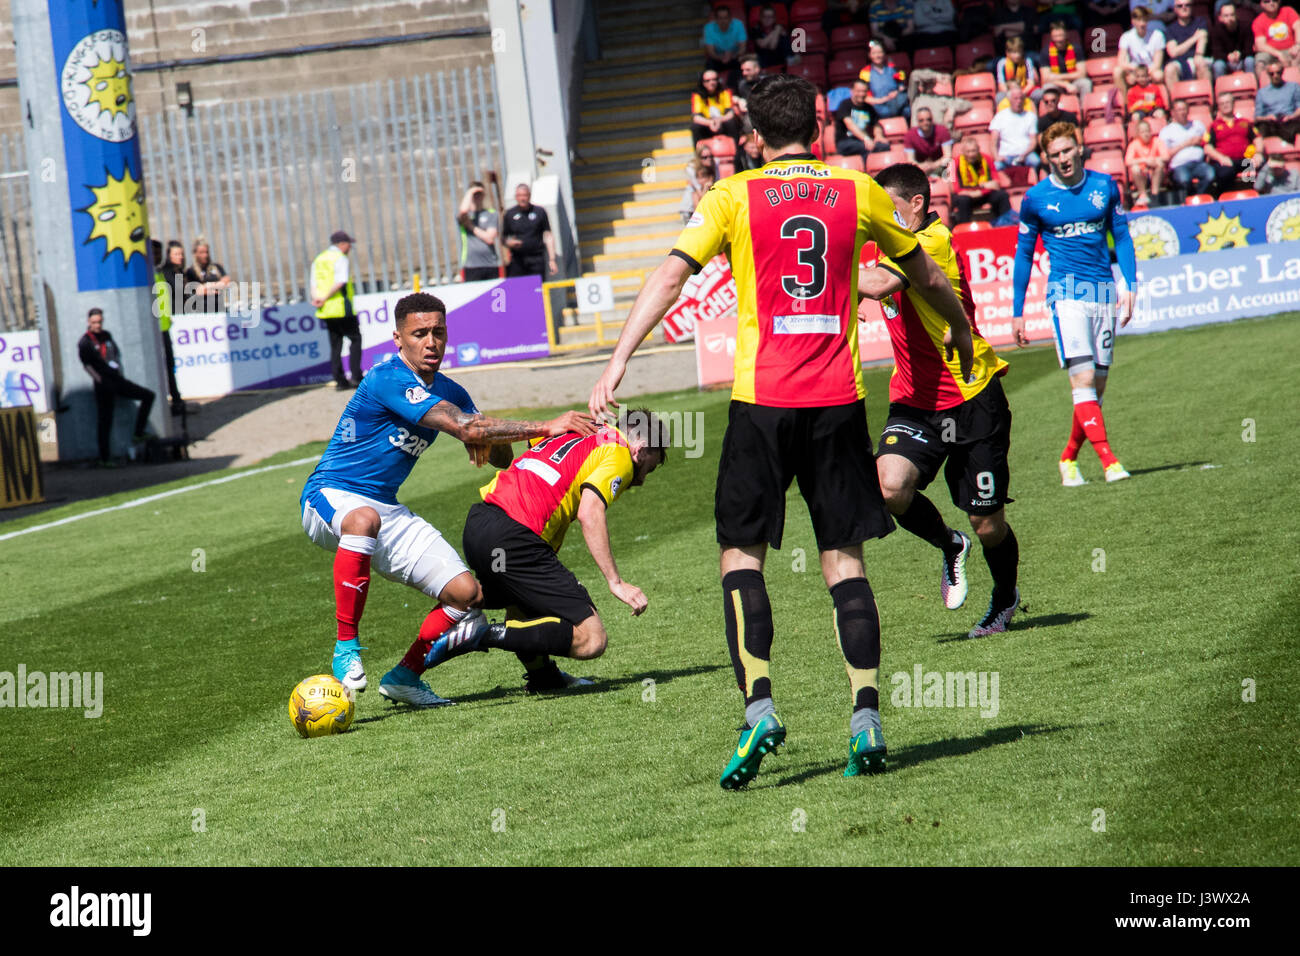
859, 163, 1022, 639
589, 74, 976, 788
299, 292, 596, 706
1012, 121, 1139, 487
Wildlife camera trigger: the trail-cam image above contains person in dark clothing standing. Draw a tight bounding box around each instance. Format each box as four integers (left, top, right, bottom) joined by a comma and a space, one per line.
155, 240, 185, 414
502, 184, 558, 280
78, 307, 155, 465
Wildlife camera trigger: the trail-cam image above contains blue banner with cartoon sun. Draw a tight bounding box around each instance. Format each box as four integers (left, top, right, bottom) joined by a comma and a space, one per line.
51, 1, 149, 291
1125, 192, 1300, 261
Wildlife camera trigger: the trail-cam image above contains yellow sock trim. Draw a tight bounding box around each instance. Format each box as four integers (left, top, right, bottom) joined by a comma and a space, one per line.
731, 589, 769, 699
834, 606, 879, 706
504, 616, 563, 629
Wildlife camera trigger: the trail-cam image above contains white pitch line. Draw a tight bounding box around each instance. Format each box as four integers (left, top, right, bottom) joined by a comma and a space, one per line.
0, 455, 319, 543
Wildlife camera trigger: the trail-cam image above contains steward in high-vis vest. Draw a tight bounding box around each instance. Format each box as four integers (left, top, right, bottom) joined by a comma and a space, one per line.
312, 230, 362, 389
152, 239, 183, 412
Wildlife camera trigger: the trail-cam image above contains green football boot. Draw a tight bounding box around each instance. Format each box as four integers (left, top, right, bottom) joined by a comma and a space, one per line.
843, 726, 887, 777
719, 712, 786, 790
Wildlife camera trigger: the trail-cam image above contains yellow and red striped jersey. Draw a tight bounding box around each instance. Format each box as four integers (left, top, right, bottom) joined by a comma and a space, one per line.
861, 212, 1007, 410
480, 425, 634, 551
671, 153, 921, 407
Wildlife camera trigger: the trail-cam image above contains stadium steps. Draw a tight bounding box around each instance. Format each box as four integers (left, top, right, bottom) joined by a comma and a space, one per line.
575, 0, 702, 283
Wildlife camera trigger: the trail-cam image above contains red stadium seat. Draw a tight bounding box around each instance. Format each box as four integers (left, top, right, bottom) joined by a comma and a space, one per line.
749, 3, 789, 28
820, 123, 838, 157
955, 36, 996, 70
712, 1, 745, 20
1058, 94, 1081, 116
705, 135, 736, 159
955, 72, 997, 107
830, 24, 871, 50
1234, 99, 1255, 120
1127, 115, 1168, 140
1215, 72, 1257, 100
788, 54, 827, 87
1218, 189, 1259, 202
1082, 90, 1112, 122
1098, 23, 1125, 58
879, 115, 908, 144
1172, 79, 1212, 109
952, 221, 995, 235
930, 177, 951, 201
762, 64, 787, 75
1286, 67, 1300, 85
1262, 136, 1300, 159
789, 0, 828, 26
1085, 56, 1118, 87
866, 145, 907, 173
828, 52, 868, 87
1085, 151, 1127, 187
913, 47, 954, 72
829, 154, 865, 171
797, 27, 830, 55
966, 131, 994, 156
1188, 104, 1212, 128
815, 93, 828, 122
954, 103, 994, 132
1184, 193, 1216, 205
1083, 120, 1126, 151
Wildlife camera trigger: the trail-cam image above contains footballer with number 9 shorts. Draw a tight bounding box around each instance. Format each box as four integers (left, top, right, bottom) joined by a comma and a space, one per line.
1011, 121, 1139, 487
299, 292, 595, 706
589, 74, 975, 788
858, 163, 1021, 638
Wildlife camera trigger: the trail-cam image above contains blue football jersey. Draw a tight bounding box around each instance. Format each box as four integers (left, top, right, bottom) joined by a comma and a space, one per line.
1012, 169, 1137, 316
302, 355, 478, 506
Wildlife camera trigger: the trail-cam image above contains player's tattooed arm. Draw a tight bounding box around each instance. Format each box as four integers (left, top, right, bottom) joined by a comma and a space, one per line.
420, 401, 596, 445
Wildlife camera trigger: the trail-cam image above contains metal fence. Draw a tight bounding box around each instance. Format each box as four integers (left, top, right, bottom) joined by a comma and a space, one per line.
0, 64, 506, 331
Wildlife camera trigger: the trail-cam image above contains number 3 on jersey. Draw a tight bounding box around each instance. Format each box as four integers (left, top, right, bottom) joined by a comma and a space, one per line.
780, 215, 827, 300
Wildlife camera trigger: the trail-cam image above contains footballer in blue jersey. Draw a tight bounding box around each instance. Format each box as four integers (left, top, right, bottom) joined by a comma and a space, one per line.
1011, 121, 1138, 487
299, 291, 596, 705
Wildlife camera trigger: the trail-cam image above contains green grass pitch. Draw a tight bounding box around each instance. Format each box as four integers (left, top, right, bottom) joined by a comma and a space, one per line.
2, 313, 1297, 866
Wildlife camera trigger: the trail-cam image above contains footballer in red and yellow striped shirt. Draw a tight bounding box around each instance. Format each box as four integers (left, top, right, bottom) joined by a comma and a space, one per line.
589, 74, 976, 788
857, 163, 1021, 642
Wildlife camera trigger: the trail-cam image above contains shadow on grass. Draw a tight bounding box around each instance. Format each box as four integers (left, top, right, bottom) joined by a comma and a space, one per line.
1127, 461, 1209, 477
767, 723, 1072, 787
352, 663, 727, 725
934, 610, 1091, 643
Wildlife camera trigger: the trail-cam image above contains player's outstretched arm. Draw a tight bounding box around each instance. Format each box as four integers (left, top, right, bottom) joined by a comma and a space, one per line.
576, 488, 647, 615
896, 249, 974, 381
589, 254, 694, 420
422, 402, 595, 445
858, 265, 905, 301
1011, 211, 1040, 347
1110, 188, 1140, 327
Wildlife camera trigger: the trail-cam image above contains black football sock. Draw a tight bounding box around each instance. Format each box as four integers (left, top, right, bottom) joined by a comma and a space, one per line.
982, 526, 1020, 607
722, 569, 774, 721
830, 577, 882, 735
896, 492, 959, 554
482, 617, 574, 658
517, 654, 550, 672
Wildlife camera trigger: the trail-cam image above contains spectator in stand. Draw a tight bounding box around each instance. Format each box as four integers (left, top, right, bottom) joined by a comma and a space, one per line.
185, 237, 230, 314
1205, 90, 1264, 192
913, 0, 960, 49
950, 135, 1015, 224
1117, 8, 1169, 95
681, 143, 718, 223
691, 70, 742, 147
992, 0, 1039, 57
735, 55, 763, 116
835, 79, 893, 156
904, 106, 954, 176
1038, 1, 1083, 34
960, 0, 997, 38
1043, 21, 1095, 96
162, 239, 186, 314
1163, 1, 1213, 84
1136, 0, 1179, 32
1254, 58, 1300, 138
1038, 86, 1081, 130
1253, 0, 1300, 81
1211, 3, 1257, 78
991, 83, 1044, 172
1084, 0, 1132, 34
737, 127, 765, 171
1128, 63, 1172, 117
996, 37, 1043, 104
870, 0, 917, 54
702, 5, 748, 87
861, 40, 910, 119
1256, 152, 1300, 192
910, 69, 976, 126
457, 182, 500, 282
79, 307, 155, 465
823, 0, 873, 34
1126, 117, 1171, 203
1160, 98, 1216, 193
751, 5, 794, 70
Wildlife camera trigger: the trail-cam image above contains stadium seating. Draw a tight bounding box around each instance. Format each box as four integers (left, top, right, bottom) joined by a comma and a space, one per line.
763, 64, 787, 75
828, 52, 868, 87
1058, 94, 1081, 116
826, 85, 853, 112
819, 123, 838, 157
1215, 72, 1257, 101
1262, 136, 1300, 160
815, 92, 828, 123
955, 103, 994, 132
1128, 115, 1167, 139
789, 55, 827, 87
1219, 189, 1259, 202
749, 3, 789, 27
952, 221, 995, 235
1086, 57, 1119, 91
1235, 100, 1255, 120
1189, 104, 1212, 128
1085, 151, 1127, 187
1286, 67, 1300, 84
789, 0, 827, 30
1082, 90, 1111, 123
828, 154, 865, 171
800, 28, 831, 56
867, 145, 907, 173
879, 116, 908, 145
1097, 23, 1125, 59
1172, 79, 1213, 109
955, 73, 997, 109
891, 51, 913, 76
713, 1, 745, 19
914, 48, 955, 73
956, 37, 996, 70
1184, 194, 1216, 205
1083, 121, 1126, 151
830, 24, 870, 50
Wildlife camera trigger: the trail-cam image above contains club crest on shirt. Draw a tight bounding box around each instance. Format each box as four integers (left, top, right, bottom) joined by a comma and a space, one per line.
1090, 190, 1106, 210
405, 385, 430, 404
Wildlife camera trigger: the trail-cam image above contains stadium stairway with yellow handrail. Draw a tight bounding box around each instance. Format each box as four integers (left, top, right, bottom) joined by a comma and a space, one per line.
573, 0, 706, 313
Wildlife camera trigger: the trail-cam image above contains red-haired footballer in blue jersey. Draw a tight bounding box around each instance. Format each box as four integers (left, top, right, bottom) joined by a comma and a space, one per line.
300, 292, 595, 706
